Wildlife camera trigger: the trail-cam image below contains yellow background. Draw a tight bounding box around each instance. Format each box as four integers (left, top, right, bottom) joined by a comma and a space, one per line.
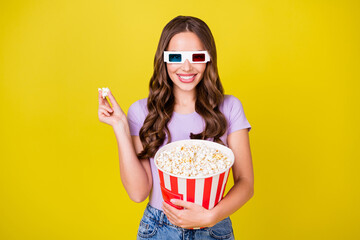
1, 0, 359, 239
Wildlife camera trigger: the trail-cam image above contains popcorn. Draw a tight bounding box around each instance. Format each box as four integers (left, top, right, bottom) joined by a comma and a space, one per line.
98, 87, 110, 99
155, 143, 232, 177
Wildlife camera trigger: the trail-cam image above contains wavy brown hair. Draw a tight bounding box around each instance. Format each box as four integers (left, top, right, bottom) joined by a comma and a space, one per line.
137, 15, 227, 159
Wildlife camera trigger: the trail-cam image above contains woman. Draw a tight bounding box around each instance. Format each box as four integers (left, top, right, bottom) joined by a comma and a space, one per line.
98, 15, 254, 239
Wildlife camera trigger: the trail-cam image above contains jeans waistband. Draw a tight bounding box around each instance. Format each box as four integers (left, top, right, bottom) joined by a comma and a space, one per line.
144, 203, 179, 228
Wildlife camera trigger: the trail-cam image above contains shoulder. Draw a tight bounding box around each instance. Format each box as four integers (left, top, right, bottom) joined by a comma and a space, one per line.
221, 94, 252, 133
220, 94, 243, 114
127, 98, 148, 121
128, 98, 148, 112
223, 94, 241, 105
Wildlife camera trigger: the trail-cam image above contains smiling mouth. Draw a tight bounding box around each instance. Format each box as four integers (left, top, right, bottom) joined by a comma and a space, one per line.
177, 74, 197, 83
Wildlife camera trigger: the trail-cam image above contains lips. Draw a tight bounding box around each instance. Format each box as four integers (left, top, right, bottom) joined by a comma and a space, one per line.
177, 74, 197, 83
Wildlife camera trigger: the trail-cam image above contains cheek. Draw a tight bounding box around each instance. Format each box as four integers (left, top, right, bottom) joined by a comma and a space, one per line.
166, 66, 178, 83
196, 65, 206, 76
166, 65, 178, 75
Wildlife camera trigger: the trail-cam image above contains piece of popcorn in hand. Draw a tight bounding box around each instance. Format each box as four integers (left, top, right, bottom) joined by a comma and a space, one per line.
98, 87, 110, 99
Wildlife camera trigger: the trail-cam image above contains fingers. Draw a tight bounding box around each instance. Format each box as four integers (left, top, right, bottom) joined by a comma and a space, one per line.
166, 215, 178, 226
99, 108, 111, 117
164, 201, 181, 212
170, 199, 194, 209
98, 89, 112, 108
163, 202, 179, 219
104, 98, 111, 108
99, 104, 113, 114
98, 89, 104, 105
163, 202, 180, 226
106, 89, 119, 108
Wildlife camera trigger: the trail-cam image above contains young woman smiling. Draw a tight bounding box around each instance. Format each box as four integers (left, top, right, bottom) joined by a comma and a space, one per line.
98, 15, 254, 240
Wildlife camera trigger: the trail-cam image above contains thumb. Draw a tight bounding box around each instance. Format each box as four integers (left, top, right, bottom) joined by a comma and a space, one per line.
170, 199, 194, 209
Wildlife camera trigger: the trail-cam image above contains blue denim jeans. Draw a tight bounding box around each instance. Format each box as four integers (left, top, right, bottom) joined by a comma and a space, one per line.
137, 204, 235, 240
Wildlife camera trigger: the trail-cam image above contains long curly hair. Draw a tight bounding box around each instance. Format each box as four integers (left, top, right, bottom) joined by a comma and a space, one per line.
137, 15, 227, 159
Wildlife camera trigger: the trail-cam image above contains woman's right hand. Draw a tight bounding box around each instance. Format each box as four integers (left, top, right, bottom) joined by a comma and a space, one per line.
98, 88, 127, 128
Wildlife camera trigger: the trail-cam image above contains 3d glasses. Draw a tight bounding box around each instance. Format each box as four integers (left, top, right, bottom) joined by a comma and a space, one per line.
163, 51, 210, 63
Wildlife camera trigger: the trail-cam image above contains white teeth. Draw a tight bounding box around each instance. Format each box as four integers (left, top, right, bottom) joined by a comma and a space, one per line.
179, 75, 195, 80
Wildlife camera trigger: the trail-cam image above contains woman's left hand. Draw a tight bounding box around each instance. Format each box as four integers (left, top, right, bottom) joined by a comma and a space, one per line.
162, 199, 216, 229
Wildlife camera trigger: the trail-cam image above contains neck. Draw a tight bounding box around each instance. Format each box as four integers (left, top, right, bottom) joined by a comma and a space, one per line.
173, 88, 196, 106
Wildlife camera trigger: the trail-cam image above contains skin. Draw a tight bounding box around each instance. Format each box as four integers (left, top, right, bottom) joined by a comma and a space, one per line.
165, 32, 206, 114
97, 31, 254, 229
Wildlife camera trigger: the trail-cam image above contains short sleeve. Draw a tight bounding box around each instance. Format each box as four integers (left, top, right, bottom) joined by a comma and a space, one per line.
127, 100, 146, 136
227, 95, 252, 134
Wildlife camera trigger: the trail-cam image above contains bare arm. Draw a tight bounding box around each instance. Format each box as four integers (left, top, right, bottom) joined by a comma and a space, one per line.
112, 124, 152, 202
209, 128, 254, 223
98, 89, 152, 202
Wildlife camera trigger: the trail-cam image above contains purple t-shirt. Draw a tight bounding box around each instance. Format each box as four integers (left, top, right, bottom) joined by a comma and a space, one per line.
127, 95, 251, 210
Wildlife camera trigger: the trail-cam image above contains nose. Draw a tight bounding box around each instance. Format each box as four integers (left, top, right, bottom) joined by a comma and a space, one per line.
181, 59, 192, 71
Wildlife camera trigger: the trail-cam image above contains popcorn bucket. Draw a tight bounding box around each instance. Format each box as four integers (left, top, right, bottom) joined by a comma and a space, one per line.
154, 140, 235, 212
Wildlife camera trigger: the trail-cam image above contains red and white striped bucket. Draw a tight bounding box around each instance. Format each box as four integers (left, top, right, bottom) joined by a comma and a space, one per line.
154, 140, 234, 211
